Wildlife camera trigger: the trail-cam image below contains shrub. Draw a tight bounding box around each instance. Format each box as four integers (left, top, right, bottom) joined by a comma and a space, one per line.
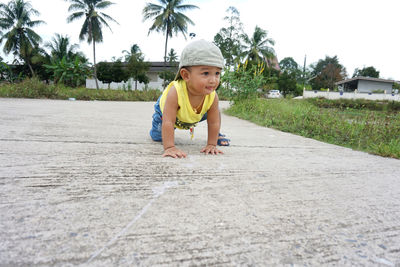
306, 98, 400, 112
0, 78, 161, 101
0, 78, 58, 98
222, 61, 265, 102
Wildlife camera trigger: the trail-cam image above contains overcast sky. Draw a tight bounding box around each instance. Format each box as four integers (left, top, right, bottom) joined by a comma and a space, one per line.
1, 0, 399, 80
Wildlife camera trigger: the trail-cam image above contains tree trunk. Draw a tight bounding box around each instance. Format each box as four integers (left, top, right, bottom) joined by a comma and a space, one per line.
22, 48, 35, 77
161, 28, 169, 88
164, 32, 169, 64
93, 41, 99, 90
27, 62, 35, 77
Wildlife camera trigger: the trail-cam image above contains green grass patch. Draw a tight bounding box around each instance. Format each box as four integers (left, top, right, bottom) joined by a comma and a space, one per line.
226, 98, 400, 159
306, 97, 400, 112
0, 78, 161, 101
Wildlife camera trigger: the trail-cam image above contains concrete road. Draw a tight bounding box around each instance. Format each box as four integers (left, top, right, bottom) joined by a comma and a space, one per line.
1, 98, 399, 266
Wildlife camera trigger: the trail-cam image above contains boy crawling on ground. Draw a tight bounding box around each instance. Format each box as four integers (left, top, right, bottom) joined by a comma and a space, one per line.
150, 39, 230, 158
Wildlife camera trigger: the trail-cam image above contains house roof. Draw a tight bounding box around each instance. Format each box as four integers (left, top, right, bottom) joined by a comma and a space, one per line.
336, 76, 395, 85
108, 61, 178, 72
149, 61, 179, 72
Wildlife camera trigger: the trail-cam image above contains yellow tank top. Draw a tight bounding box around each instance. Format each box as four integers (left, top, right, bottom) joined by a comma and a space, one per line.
159, 80, 216, 129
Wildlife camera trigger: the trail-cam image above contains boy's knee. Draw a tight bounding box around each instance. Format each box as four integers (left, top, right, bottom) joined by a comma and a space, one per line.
150, 129, 162, 142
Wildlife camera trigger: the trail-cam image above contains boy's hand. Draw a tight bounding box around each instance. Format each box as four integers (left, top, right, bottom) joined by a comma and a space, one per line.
163, 146, 187, 158
200, 144, 223, 155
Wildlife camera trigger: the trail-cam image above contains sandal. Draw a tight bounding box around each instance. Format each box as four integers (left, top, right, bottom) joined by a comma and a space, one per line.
217, 133, 230, 146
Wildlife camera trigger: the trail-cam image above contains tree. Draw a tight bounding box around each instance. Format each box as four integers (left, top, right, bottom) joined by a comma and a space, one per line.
279, 57, 303, 83
142, 0, 199, 63
310, 55, 347, 90
278, 70, 300, 97
121, 43, 150, 89
45, 33, 80, 62
126, 50, 150, 90
0, 0, 45, 76
29, 44, 53, 82
352, 66, 380, 78
213, 6, 243, 68
44, 55, 90, 87
122, 43, 141, 62
279, 57, 299, 73
96, 61, 113, 87
241, 26, 275, 66
166, 48, 178, 62
44, 34, 89, 84
65, 0, 118, 89
97, 60, 129, 89
159, 48, 178, 87
0, 56, 13, 82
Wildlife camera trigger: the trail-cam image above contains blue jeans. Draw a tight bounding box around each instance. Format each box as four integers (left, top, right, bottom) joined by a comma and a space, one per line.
149, 96, 207, 141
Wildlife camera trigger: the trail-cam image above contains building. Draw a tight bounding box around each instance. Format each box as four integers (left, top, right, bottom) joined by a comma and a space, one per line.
335, 76, 395, 93
86, 61, 178, 90
145, 61, 178, 87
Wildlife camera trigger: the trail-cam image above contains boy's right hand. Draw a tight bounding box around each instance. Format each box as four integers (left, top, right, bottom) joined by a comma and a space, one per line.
162, 146, 187, 158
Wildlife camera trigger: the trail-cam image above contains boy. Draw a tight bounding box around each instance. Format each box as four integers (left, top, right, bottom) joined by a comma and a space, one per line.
150, 39, 229, 158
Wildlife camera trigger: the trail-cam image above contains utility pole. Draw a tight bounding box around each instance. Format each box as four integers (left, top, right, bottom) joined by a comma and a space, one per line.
303, 55, 307, 91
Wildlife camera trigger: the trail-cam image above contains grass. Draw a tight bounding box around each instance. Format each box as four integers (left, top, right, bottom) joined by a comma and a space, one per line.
0, 78, 161, 101
226, 98, 400, 159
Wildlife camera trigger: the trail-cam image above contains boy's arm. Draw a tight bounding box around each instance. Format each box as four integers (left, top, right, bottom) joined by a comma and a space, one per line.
162, 86, 187, 158
201, 93, 223, 155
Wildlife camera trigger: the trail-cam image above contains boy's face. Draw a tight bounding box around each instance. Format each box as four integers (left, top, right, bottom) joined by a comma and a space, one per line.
181, 66, 221, 96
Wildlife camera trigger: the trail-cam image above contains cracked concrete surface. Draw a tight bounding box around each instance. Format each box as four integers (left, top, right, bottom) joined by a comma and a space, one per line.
1, 98, 399, 266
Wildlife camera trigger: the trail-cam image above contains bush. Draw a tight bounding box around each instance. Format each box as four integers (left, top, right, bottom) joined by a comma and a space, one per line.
222, 62, 265, 102
0, 78, 161, 101
306, 98, 400, 112
0, 78, 58, 98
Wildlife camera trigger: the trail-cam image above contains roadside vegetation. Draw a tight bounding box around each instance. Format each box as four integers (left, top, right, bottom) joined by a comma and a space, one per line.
226, 98, 400, 159
0, 78, 160, 101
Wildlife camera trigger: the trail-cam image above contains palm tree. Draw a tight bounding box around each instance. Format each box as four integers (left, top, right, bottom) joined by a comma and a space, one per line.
142, 0, 199, 63
45, 33, 79, 62
166, 48, 178, 62
0, 0, 45, 76
122, 43, 141, 62
65, 0, 118, 89
241, 26, 275, 67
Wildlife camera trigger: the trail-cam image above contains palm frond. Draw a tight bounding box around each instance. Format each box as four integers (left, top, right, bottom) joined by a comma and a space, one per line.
97, 16, 113, 32
95, 1, 114, 10
25, 28, 42, 44
99, 12, 119, 25
78, 19, 89, 41
142, 3, 163, 20
174, 4, 199, 12
68, 3, 86, 12
175, 12, 194, 25
26, 19, 45, 28
66, 12, 84, 23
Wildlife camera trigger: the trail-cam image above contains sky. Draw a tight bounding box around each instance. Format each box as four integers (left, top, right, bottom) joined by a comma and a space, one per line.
1, 0, 399, 80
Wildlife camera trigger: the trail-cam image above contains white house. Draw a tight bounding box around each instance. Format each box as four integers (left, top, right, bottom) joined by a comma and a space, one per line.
303, 77, 399, 101
335, 76, 395, 93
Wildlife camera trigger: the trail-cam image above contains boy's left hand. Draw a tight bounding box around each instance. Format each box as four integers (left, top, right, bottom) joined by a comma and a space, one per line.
200, 144, 223, 155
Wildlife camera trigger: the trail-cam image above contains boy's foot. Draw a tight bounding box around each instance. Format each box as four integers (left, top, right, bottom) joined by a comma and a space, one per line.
217, 133, 230, 146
